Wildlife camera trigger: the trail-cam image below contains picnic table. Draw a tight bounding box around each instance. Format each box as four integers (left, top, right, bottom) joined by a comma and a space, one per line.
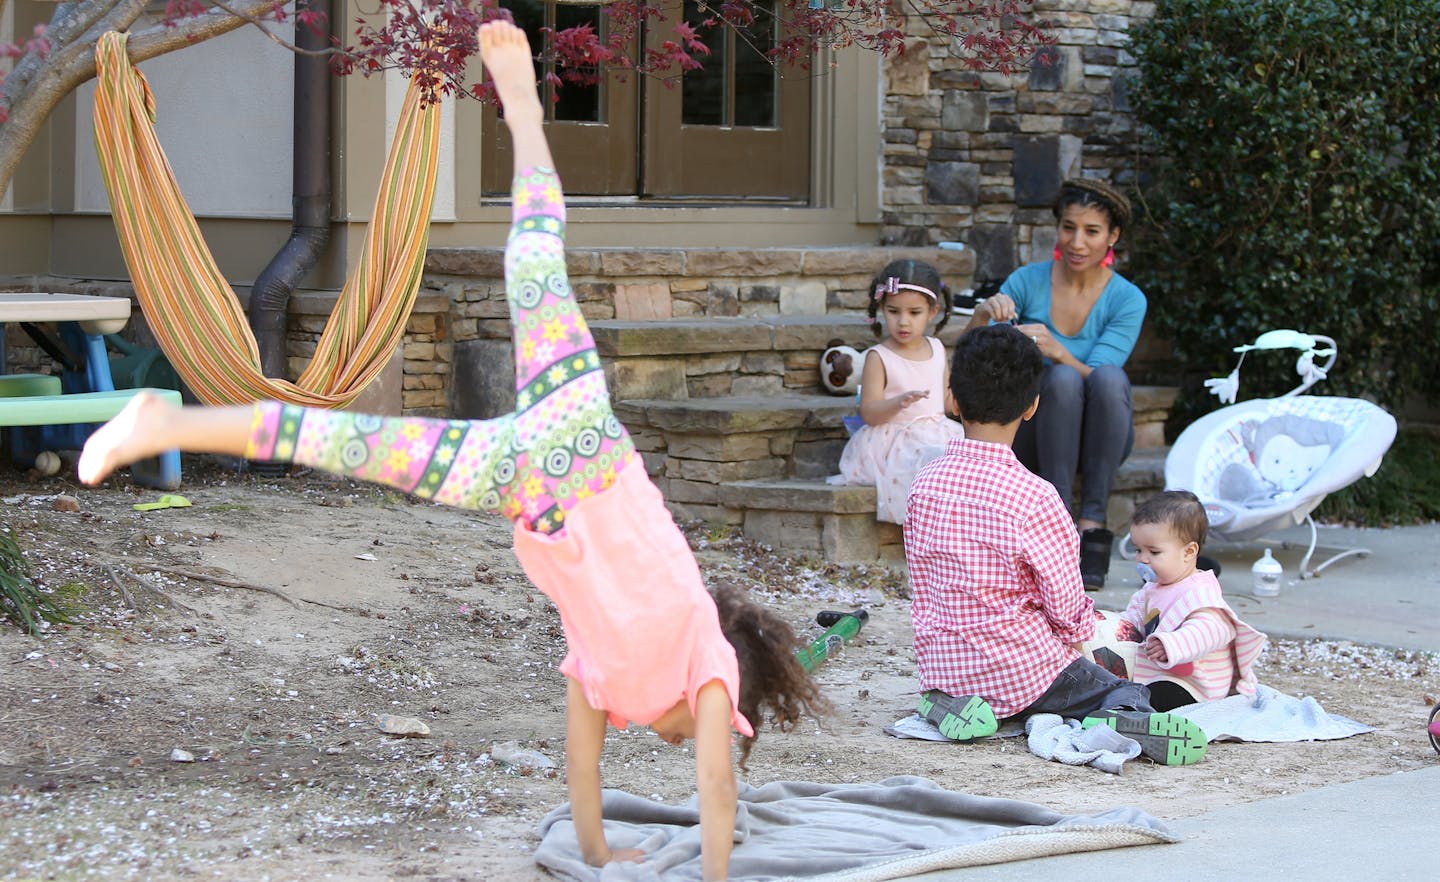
0, 292, 181, 488
0, 292, 133, 392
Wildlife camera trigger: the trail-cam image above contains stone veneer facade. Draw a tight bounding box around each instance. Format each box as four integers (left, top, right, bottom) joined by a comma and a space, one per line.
881, 0, 1154, 283
421, 245, 974, 418
1, 2, 1165, 418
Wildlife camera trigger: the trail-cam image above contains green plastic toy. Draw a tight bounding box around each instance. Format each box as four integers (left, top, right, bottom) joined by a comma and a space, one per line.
795, 609, 868, 672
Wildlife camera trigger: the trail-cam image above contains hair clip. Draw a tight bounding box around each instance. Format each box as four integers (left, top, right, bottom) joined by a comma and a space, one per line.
873, 277, 938, 303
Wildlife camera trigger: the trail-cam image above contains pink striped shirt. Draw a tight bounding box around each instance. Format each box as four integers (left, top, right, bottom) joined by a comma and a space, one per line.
905, 437, 1097, 718
1122, 570, 1266, 701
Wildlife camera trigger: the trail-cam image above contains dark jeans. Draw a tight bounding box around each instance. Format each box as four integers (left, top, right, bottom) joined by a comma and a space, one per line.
1013, 363, 1134, 524
1017, 657, 1154, 720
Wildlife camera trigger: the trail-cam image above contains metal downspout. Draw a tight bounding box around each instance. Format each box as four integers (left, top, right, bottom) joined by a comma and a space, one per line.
248, 0, 332, 380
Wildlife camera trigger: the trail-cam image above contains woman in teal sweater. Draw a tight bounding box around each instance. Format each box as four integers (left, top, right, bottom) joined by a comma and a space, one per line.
965, 178, 1146, 589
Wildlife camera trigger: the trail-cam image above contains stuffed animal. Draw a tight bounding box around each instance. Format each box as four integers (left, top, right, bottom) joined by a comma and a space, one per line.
820, 339, 862, 396
1217, 413, 1345, 506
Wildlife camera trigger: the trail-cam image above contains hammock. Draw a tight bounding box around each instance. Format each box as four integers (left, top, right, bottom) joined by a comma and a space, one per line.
91, 31, 440, 407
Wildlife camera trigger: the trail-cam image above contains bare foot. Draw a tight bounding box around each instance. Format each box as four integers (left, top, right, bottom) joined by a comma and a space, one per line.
478, 20, 542, 121
78, 391, 175, 485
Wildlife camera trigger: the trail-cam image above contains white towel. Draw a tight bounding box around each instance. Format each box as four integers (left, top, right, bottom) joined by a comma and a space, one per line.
1024, 714, 1143, 775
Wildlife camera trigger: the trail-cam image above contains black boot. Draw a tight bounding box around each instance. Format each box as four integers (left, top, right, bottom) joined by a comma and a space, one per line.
1080, 527, 1114, 591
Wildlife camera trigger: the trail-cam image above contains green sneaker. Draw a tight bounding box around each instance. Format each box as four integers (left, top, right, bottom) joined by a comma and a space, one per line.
1082, 710, 1207, 766
917, 691, 998, 742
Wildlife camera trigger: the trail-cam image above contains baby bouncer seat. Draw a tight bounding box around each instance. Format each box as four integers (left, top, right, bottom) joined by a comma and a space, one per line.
1161, 330, 1397, 578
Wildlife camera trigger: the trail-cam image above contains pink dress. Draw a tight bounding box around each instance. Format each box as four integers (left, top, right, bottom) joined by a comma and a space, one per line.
833, 338, 963, 525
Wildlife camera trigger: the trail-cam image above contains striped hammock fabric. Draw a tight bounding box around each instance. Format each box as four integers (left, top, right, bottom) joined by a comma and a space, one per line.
92, 31, 439, 407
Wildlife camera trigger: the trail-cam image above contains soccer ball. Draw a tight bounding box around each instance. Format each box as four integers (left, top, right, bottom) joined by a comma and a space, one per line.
1080, 609, 1140, 681
820, 341, 861, 396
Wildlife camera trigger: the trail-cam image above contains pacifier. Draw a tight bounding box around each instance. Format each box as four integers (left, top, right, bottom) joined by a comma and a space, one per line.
1135, 562, 1158, 583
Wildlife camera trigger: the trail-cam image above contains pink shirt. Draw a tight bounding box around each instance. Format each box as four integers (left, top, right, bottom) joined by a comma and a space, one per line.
1122, 569, 1266, 701
512, 460, 753, 736
905, 437, 1097, 717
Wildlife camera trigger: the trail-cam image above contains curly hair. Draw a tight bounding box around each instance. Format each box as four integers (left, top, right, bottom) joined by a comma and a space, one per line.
865, 259, 953, 338
949, 323, 1044, 425
711, 582, 830, 770
1054, 177, 1133, 233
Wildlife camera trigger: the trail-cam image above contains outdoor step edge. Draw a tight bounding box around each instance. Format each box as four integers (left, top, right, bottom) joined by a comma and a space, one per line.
1112, 446, 1169, 491
617, 394, 858, 433
720, 478, 878, 514
591, 316, 873, 357
1132, 384, 1180, 412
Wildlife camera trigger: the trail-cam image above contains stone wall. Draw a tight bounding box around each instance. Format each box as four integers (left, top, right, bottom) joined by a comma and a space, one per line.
0, 278, 455, 417
881, 0, 1154, 283
422, 245, 975, 418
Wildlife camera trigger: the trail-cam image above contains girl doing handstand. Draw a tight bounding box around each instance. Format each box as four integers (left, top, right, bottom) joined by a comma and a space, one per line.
79, 21, 823, 881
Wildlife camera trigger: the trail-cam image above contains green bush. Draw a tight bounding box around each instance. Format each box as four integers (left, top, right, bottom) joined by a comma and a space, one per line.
1126, 0, 1440, 416
1314, 430, 1440, 526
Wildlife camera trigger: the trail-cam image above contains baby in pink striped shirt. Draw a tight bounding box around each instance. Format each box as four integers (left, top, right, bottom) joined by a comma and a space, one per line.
1119, 490, 1267, 711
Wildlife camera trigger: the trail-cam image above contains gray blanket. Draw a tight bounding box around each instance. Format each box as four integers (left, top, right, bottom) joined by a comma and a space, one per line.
535, 776, 1176, 882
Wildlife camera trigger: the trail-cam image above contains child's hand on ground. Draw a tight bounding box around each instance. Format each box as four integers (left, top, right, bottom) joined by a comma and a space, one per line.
606, 847, 645, 865
1142, 634, 1168, 664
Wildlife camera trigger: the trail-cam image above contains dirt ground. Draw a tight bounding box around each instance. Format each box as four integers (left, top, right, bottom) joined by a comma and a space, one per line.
1, 460, 1437, 882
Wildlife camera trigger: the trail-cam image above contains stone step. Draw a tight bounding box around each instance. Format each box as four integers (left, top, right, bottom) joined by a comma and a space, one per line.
665, 447, 1173, 564
620, 395, 855, 496
616, 394, 854, 435
592, 315, 975, 400
591, 315, 874, 358
622, 385, 1174, 478
717, 478, 904, 564
1132, 385, 1178, 450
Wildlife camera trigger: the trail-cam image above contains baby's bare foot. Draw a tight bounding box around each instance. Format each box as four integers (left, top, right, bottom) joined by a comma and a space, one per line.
478, 20, 541, 118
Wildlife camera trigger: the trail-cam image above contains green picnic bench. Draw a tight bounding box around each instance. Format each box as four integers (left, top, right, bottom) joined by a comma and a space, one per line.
0, 375, 182, 489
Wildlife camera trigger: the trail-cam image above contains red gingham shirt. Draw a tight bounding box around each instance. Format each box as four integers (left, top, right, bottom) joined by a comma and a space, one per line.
904, 437, 1097, 718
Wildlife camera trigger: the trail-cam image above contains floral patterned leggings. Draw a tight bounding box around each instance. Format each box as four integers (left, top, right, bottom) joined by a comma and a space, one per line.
245, 167, 636, 535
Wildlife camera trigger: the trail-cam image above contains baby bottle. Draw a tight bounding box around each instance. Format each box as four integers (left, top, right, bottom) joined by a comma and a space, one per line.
1251, 548, 1283, 597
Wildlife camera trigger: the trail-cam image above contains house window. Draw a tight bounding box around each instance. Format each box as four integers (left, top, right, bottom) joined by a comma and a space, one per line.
482, 0, 811, 200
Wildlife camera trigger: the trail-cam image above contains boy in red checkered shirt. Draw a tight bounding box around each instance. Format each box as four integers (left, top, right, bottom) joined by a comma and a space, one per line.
903, 323, 1207, 766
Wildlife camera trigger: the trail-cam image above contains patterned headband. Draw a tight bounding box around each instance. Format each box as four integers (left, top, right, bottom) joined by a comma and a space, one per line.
874, 277, 938, 303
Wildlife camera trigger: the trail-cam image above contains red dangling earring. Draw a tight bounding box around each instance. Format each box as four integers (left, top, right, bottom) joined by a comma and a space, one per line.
1052, 245, 1062, 261
1102, 247, 1115, 268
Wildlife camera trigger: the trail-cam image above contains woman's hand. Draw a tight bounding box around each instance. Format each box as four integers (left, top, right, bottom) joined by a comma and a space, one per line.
976, 293, 1018, 324
1017, 322, 1073, 366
